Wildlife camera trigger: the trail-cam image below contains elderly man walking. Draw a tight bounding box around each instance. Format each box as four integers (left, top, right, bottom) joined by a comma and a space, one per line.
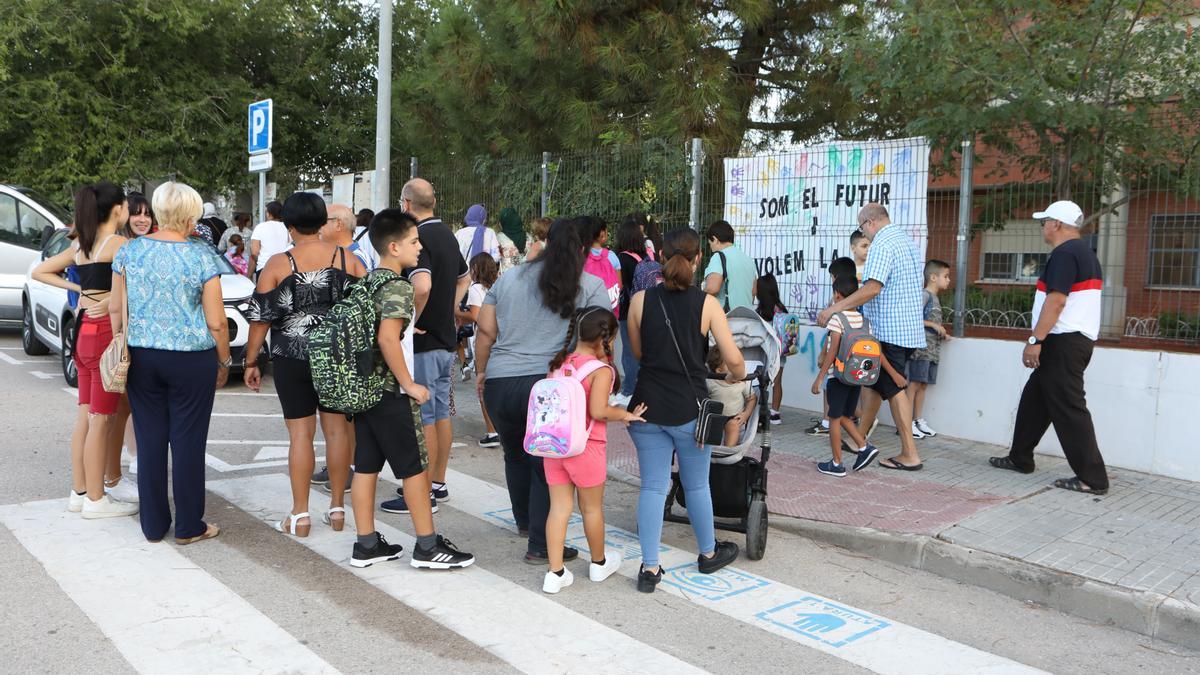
818, 203, 925, 470
989, 201, 1109, 495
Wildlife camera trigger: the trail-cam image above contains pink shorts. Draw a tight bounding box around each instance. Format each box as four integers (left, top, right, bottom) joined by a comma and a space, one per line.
544, 441, 607, 488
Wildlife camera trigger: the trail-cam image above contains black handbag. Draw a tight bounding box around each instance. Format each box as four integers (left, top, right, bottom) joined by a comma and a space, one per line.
655, 289, 729, 447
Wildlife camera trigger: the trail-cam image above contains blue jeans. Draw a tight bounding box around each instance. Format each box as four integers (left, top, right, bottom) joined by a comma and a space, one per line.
629, 420, 715, 568
618, 320, 640, 397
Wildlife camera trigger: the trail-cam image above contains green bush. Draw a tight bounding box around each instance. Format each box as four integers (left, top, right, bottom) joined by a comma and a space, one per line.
1157, 312, 1200, 341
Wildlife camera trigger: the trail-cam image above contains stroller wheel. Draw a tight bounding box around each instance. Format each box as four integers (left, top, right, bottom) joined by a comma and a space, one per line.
746, 499, 768, 560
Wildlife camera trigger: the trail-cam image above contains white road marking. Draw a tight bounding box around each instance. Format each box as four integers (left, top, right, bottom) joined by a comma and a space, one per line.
0, 498, 337, 674
207, 439, 325, 445
253, 446, 293, 461
205, 453, 325, 473
393, 469, 1045, 675
216, 391, 277, 397
30, 370, 56, 380
62, 387, 76, 397
209, 474, 704, 675
212, 412, 283, 418
451, 442, 467, 448
0, 352, 31, 365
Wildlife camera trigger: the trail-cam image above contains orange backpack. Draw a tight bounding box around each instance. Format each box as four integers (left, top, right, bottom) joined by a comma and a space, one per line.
833, 312, 882, 387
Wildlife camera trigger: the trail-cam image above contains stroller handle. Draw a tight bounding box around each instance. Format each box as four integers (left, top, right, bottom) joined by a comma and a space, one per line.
705, 365, 765, 383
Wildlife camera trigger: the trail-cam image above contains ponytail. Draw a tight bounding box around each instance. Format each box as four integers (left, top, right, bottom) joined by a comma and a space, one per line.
661, 228, 701, 291
548, 309, 581, 373
73, 181, 125, 257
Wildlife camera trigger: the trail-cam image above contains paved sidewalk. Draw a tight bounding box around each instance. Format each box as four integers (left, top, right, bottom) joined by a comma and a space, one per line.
605, 408, 1200, 648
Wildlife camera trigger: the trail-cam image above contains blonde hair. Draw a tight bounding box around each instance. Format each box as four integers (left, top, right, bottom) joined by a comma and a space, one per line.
151, 182, 203, 235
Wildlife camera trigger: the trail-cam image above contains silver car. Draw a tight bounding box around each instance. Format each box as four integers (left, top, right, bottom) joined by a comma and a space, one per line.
0, 185, 68, 322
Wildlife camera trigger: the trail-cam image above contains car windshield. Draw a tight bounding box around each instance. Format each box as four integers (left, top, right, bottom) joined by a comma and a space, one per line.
15, 187, 71, 224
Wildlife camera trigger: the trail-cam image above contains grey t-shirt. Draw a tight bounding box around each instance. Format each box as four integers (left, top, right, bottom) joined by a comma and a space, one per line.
483, 263, 610, 379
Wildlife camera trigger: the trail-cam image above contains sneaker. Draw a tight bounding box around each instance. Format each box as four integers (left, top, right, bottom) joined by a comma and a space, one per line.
524, 547, 580, 565
911, 422, 926, 439
851, 444, 880, 472
411, 535, 475, 569
431, 482, 449, 501
769, 410, 782, 426
542, 568, 574, 594
609, 393, 632, 408
637, 565, 663, 593
127, 456, 138, 475
380, 493, 438, 515
589, 556, 621, 583
67, 490, 84, 513
915, 418, 937, 437
350, 532, 404, 568
478, 434, 501, 448
311, 466, 329, 485
81, 494, 138, 519
806, 421, 829, 436
697, 540, 739, 574
817, 461, 847, 477
105, 477, 139, 504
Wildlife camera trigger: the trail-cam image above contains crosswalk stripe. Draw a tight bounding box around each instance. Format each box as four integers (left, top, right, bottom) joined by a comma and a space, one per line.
209, 474, 705, 675
0, 499, 337, 674
404, 469, 1046, 675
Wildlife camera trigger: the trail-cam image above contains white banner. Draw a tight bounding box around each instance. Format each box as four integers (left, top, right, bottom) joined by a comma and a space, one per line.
722, 138, 929, 323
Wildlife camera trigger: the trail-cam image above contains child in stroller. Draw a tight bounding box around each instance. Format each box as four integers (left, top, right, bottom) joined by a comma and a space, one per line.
706, 346, 758, 446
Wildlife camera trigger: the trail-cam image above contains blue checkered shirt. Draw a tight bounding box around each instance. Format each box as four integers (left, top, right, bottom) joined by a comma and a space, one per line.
862, 225, 927, 349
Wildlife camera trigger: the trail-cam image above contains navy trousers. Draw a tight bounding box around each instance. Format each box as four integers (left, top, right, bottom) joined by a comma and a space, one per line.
127, 347, 217, 541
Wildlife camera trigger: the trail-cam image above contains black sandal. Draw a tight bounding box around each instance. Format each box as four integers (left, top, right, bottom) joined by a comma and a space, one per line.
988, 456, 1035, 474
1053, 477, 1107, 496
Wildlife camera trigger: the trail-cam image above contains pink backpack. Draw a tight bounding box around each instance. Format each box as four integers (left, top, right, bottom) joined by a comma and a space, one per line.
523, 359, 612, 459
583, 248, 622, 318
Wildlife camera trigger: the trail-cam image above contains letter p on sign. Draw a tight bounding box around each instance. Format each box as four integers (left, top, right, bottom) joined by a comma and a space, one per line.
248, 99, 272, 154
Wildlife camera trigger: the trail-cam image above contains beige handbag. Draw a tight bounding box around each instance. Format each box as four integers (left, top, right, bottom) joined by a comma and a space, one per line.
99, 275, 131, 393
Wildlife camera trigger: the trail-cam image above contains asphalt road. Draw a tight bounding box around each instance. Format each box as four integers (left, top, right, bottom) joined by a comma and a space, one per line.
0, 329, 1196, 674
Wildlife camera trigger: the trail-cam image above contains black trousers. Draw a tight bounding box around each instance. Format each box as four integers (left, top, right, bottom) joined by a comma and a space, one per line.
483, 374, 550, 554
128, 347, 217, 541
1008, 332, 1109, 490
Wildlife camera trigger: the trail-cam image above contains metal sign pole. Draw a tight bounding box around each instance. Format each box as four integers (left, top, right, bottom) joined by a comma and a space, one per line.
373, 0, 393, 211
953, 135, 974, 338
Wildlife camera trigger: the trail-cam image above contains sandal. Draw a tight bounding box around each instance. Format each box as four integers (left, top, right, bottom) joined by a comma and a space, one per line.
988, 456, 1035, 474
1053, 477, 1107, 496
275, 512, 311, 537
322, 506, 346, 531
176, 523, 220, 546
878, 457, 924, 471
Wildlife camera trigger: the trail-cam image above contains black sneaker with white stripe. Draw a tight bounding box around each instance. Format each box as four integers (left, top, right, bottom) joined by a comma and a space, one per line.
411, 535, 475, 570
350, 532, 404, 568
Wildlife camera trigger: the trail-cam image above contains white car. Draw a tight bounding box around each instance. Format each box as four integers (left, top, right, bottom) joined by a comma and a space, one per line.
22, 226, 263, 387
1, 185, 65, 323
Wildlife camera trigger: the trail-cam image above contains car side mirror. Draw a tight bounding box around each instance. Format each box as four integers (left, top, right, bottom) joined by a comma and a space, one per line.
40, 224, 55, 257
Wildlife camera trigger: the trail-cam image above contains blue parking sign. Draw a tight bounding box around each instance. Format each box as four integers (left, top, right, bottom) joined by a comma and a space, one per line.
248, 99, 272, 154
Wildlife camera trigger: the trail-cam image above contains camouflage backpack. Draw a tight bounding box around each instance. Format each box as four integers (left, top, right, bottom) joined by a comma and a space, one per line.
307, 269, 402, 414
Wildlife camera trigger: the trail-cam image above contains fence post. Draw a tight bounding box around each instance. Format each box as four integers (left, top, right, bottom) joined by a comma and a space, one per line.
540, 151, 550, 217
409, 156, 418, 179
953, 134, 974, 338
689, 138, 703, 230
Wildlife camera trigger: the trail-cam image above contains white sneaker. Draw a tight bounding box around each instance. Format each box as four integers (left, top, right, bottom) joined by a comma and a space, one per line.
128, 456, 138, 475
67, 490, 84, 513
609, 393, 632, 408
915, 418, 937, 437
589, 556, 621, 583
81, 494, 139, 519
106, 477, 140, 504
911, 422, 926, 439
543, 568, 575, 594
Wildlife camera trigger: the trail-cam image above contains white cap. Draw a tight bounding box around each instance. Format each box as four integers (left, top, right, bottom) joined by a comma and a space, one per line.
201, 202, 217, 218
1032, 200, 1083, 227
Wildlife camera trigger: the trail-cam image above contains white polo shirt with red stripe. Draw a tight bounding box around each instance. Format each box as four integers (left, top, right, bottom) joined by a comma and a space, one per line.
1032, 238, 1103, 341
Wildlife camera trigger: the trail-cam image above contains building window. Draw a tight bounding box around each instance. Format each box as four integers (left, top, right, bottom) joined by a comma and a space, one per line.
979, 220, 1050, 283
1148, 214, 1200, 288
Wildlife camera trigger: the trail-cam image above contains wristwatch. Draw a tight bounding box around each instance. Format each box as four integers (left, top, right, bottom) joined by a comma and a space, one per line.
1027, 335, 1043, 346
218, 355, 234, 369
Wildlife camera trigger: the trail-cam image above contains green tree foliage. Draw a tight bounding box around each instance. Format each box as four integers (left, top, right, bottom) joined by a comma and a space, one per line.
838, 0, 1200, 202
401, 0, 878, 157
0, 0, 383, 201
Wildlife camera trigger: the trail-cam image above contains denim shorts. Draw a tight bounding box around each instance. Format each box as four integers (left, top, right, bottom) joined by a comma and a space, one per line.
413, 349, 454, 425
908, 359, 938, 385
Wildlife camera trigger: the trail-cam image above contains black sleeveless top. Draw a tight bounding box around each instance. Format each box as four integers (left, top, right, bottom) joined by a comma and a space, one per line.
75, 234, 118, 301
245, 247, 355, 361
630, 286, 708, 427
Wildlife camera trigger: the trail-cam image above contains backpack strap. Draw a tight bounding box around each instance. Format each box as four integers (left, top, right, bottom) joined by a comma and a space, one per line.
284, 250, 298, 273
626, 251, 642, 264
354, 227, 369, 243
832, 312, 854, 335
717, 250, 730, 312
564, 358, 614, 394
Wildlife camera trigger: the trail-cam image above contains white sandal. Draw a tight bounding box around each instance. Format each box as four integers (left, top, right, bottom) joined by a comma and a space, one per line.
322, 506, 346, 531
275, 512, 311, 537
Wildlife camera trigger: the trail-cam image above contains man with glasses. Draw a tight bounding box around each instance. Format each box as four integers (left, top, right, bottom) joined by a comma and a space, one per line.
818, 203, 926, 470
988, 201, 1109, 495
382, 179, 470, 514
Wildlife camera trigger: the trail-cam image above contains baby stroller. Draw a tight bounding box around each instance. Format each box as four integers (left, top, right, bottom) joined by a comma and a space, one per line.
664, 306, 780, 560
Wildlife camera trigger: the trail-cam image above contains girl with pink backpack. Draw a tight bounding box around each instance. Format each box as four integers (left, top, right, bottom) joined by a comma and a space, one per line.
537, 307, 646, 593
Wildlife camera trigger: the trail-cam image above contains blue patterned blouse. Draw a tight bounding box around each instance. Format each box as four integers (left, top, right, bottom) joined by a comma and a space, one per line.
113, 237, 225, 351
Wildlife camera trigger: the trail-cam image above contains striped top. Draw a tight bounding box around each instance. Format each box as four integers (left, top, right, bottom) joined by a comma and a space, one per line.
1033, 238, 1103, 341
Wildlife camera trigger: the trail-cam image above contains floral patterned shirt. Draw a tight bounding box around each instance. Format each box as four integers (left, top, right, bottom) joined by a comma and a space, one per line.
113, 237, 225, 352
246, 249, 355, 361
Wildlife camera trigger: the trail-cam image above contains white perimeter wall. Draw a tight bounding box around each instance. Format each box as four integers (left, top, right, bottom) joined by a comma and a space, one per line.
777, 328, 1200, 482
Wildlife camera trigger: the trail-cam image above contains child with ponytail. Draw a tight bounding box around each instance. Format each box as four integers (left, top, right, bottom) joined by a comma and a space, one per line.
541, 306, 647, 594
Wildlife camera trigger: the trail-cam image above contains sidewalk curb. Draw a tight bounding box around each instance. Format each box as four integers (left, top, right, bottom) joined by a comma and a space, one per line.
604, 465, 1200, 651
771, 516, 1200, 652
